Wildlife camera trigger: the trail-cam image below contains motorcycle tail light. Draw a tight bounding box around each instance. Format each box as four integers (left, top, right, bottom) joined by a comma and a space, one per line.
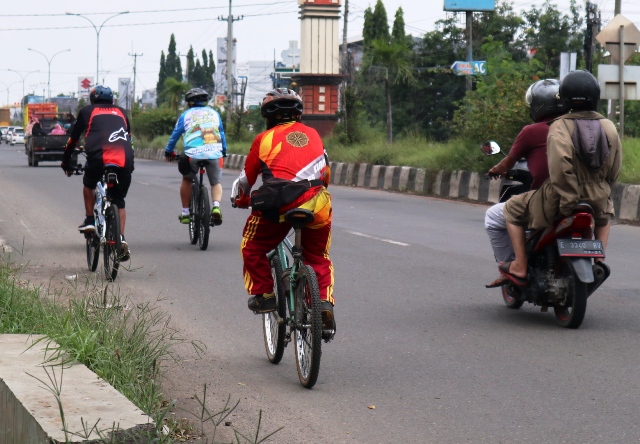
558, 213, 594, 238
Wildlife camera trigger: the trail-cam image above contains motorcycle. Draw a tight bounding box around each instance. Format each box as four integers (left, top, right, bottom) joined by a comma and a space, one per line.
481, 141, 610, 328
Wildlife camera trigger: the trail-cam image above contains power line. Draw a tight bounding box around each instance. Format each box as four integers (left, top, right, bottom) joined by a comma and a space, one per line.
1, 2, 294, 17
0, 11, 295, 31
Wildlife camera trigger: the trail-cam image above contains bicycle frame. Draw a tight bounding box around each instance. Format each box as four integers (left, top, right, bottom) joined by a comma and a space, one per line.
269, 232, 304, 324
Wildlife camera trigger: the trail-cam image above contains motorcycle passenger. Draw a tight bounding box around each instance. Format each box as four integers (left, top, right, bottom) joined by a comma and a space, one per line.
485, 79, 563, 288
233, 88, 336, 337
165, 88, 227, 226
498, 70, 622, 286
61, 85, 134, 261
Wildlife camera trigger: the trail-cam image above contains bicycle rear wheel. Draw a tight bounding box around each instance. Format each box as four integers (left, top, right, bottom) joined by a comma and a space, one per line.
293, 264, 322, 388
103, 204, 121, 281
264, 255, 287, 364
86, 232, 100, 272
198, 185, 210, 251
189, 182, 199, 244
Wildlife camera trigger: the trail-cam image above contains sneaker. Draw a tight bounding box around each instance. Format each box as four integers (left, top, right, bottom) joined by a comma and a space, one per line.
321, 301, 336, 342
120, 235, 130, 262
211, 206, 222, 226
179, 213, 190, 224
78, 216, 96, 233
248, 293, 276, 313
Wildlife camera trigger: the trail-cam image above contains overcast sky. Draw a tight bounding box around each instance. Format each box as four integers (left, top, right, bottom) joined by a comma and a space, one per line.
0, 0, 630, 106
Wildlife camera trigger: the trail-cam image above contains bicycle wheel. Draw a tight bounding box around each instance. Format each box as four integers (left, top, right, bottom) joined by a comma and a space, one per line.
86, 232, 100, 272
103, 204, 121, 281
263, 255, 287, 364
293, 264, 322, 388
198, 185, 210, 251
189, 182, 199, 244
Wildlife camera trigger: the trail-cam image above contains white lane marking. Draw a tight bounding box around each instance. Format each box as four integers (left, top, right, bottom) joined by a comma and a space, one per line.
137, 181, 149, 185
345, 230, 410, 247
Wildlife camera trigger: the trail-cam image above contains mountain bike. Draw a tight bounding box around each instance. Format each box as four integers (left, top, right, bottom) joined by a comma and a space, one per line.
265, 208, 325, 388
73, 154, 122, 281
175, 155, 212, 251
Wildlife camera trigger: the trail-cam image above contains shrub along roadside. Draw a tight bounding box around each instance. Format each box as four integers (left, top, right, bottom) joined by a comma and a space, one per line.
141, 129, 639, 185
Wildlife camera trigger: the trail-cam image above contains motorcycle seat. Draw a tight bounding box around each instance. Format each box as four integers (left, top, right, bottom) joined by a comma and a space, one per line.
572, 203, 594, 215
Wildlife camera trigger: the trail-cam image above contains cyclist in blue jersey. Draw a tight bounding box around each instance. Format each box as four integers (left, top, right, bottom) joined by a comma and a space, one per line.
165, 88, 227, 225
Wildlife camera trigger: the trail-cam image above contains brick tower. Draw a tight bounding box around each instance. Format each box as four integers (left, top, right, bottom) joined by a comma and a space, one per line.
292, 0, 343, 137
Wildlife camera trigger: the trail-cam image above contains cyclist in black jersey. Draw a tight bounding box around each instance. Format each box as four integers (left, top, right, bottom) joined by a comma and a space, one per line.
61, 85, 134, 261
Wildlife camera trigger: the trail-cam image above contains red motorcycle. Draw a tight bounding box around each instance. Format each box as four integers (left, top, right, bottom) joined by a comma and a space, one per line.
482, 141, 610, 328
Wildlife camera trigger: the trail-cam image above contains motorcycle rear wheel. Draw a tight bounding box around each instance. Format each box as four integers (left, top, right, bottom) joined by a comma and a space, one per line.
553, 258, 588, 329
502, 283, 524, 309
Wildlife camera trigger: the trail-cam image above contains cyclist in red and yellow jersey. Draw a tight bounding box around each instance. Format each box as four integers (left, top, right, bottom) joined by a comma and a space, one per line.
233, 88, 335, 336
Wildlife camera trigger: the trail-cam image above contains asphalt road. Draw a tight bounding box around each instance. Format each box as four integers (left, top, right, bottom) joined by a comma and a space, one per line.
1, 145, 640, 443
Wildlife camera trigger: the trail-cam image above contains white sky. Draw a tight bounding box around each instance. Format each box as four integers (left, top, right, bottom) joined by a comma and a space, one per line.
0, 0, 631, 106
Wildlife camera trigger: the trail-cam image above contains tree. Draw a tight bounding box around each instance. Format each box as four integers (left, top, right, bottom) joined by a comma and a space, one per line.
362, 38, 414, 143
161, 77, 190, 116
186, 46, 195, 82
164, 34, 183, 82
363, 0, 390, 49
156, 51, 166, 106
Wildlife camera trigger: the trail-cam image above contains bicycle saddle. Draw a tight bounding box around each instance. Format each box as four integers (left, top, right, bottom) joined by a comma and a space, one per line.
284, 208, 315, 226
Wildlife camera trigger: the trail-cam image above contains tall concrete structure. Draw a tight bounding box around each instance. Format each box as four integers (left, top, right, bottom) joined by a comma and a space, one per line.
292, 0, 343, 137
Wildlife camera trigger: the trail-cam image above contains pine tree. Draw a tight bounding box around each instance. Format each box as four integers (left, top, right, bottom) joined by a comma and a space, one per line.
391, 7, 409, 46
208, 50, 215, 77
165, 34, 183, 82
156, 51, 166, 106
186, 46, 195, 83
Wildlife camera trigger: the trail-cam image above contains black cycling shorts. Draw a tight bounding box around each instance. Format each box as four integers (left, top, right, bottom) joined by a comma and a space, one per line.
83, 157, 132, 209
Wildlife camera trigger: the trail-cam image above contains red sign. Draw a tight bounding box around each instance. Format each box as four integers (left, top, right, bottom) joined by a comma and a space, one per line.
80, 78, 92, 89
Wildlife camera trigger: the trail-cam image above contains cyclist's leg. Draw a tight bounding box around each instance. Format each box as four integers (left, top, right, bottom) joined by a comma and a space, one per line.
240, 213, 291, 296
79, 158, 101, 232
179, 155, 195, 209
112, 169, 132, 235
205, 159, 223, 224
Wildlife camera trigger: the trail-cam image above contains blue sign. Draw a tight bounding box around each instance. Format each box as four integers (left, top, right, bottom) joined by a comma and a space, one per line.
451, 61, 487, 76
444, 0, 495, 12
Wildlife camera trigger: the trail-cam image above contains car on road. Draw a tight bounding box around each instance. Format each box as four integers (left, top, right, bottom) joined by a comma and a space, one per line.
5, 126, 17, 144
0, 126, 8, 142
10, 127, 24, 145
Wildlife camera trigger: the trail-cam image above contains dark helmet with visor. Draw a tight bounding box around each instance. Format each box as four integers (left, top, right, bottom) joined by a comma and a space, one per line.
89, 85, 114, 105
185, 87, 209, 106
525, 79, 563, 122
559, 70, 600, 112
260, 88, 303, 128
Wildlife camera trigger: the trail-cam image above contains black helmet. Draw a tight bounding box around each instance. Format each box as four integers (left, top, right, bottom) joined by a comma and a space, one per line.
89, 85, 113, 105
260, 88, 303, 125
185, 87, 209, 106
525, 79, 563, 122
559, 70, 600, 112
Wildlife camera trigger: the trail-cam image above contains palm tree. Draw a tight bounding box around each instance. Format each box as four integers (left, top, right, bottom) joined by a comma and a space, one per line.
161, 77, 190, 116
363, 38, 414, 143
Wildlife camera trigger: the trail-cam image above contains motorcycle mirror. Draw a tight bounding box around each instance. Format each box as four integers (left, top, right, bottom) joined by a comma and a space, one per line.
480, 141, 502, 156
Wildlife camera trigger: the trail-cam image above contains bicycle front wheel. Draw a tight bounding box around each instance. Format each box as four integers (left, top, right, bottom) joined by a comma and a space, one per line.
263, 255, 287, 364
103, 204, 121, 281
293, 264, 322, 388
189, 182, 199, 244
86, 232, 100, 272
198, 185, 210, 251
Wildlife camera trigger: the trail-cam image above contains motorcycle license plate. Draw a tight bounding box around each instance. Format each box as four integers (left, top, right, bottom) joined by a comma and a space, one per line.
557, 239, 605, 257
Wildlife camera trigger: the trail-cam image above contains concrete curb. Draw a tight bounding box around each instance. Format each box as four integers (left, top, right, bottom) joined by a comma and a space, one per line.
0, 334, 153, 443
136, 149, 640, 223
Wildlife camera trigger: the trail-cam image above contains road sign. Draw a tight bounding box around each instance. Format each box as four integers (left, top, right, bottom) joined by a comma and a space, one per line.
597, 64, 640, 100
596, 14, 640, 64
451, 60, 486, 76
444, 0, 495, 12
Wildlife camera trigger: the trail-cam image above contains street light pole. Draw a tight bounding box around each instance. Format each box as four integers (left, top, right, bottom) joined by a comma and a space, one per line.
27, 48, 71, 101
66, 11, 129, 85
7, 69, 39, 105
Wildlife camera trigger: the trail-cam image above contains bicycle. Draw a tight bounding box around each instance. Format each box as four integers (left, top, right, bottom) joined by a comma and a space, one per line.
72, 152, 122, 281
174, 154, 212, 251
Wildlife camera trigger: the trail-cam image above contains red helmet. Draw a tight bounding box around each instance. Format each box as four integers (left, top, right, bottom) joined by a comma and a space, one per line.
260, 88, 303, 124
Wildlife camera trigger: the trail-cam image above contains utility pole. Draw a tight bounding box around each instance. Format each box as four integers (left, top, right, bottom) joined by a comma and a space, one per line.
341, 0, 349, 131
584, 2, 601, 73
129, 52, 143, 112
609, 0, 622, 121
218, 0, 243, 129
465, 11, 473, 91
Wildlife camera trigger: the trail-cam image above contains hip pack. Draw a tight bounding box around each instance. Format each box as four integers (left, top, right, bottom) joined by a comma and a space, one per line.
250, 178, 324, 210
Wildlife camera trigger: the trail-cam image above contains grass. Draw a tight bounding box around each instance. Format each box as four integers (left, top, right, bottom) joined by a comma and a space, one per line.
0, 258, 282, 443
221, 129, 640, 185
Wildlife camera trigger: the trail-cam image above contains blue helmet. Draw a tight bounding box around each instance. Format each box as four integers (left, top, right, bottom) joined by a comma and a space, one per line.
90, 85, 114, 105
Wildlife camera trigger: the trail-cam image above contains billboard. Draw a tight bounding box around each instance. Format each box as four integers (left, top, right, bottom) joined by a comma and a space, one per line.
214, 37, 236, 98
78, 77, 94, 100
118, 78, 132, 110
444, 0, 495, 12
